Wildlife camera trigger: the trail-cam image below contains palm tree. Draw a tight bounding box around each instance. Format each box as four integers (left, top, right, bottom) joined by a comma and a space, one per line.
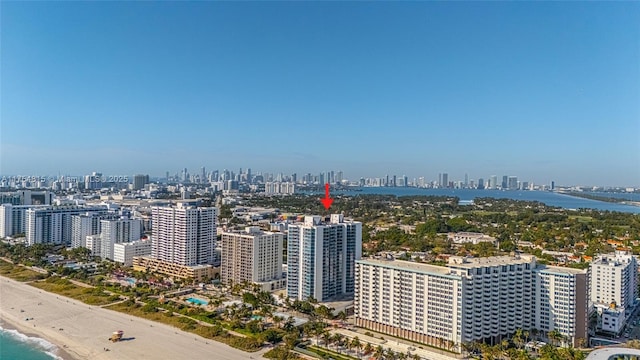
539, 344, 557, 360
322, 331, 333, 349
548, 329, 563, 347
351, 336, 362, 359
513, 329, 525, 350
272, 315, 283, 328
334, 333, 345, 353
559, 347, 585, 360
363, 343, 373, 356
373, 345, 385, 360
385, 348, 397, 360
515, 349, 531, 360
500, 339, 510, 357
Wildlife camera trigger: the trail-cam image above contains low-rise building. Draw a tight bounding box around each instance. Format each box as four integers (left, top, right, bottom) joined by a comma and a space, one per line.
447, 232, 497, 246
133, 256, 217, 282
113, 239, 152, 266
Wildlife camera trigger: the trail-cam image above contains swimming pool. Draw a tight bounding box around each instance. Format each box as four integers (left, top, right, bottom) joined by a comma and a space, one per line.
186, 298, 208, 306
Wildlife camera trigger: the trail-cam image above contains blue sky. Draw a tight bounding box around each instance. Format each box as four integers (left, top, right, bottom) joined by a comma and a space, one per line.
1, 2, 639, 186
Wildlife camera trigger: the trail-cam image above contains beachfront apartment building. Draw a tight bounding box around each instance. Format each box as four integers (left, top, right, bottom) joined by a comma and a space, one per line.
355, 258, 464, 351
220, 227, 285, 291
151, 202, 217, 266
25, 205, 109, 245
355, 255, 589, 351
534, 265, 589, 346
100, 216, 143, 260
287, 214, 362, 302
114, 238, 152, 266
0, 204, 49, 238
70, 211, 122, 248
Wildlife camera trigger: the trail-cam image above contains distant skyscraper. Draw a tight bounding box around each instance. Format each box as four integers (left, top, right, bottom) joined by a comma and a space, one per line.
464, 173, 469, 187
151, 202, 217, 266
477, 178, 484, 190
442, 173, 449, 188
508, 176, 518, 190
551, 181, 555, 190
84, 172, 102, 190
490, 175, 498, 190
133, 174, 149, 190
502, 175, 508, 189
287, 214, 362, 302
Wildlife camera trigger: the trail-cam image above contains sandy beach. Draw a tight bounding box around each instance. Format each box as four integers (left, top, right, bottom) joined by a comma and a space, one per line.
0, 276, 263, 360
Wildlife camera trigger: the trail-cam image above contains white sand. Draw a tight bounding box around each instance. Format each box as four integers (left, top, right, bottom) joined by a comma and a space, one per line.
0, 276, 262, 360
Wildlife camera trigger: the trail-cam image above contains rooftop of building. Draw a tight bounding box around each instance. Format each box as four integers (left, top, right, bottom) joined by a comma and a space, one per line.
221, 226, 281, 236
592, 251, 636, 266
357, 258, 455, 276
536, 264, 588, 275
447, 254, 536, 268
291, 214, 361, 227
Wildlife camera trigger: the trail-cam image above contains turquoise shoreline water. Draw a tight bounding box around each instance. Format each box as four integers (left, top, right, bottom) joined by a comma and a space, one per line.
0, 325, 62, 360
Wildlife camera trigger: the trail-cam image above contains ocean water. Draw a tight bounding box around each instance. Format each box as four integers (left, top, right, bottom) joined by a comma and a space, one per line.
0, 325, 62, 360
308, 188, 640, 214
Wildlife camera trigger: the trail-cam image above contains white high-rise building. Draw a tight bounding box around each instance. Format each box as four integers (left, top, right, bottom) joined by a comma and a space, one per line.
355, 258, 464, 350
151, 202, 217, 266
264, 182, 296, 194
0, 204, 47, 238
26, 205, 108, 245
287, 214, 362, 302
113, 238, 152, 266
355, 255, 589, 350
220, 227, 284, 291
590, 251, 638, 310
590, 251, 638, 334
100, 217, 143, 260
534, 266, 589, 347
70, 212, 120, 248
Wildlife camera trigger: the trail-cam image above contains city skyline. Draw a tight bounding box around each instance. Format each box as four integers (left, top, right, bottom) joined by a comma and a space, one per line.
0, 167, 631, 189
2, 2, 639, 187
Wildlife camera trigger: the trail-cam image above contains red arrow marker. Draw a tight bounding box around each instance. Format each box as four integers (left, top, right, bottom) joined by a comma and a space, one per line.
320, 183, 334, 210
